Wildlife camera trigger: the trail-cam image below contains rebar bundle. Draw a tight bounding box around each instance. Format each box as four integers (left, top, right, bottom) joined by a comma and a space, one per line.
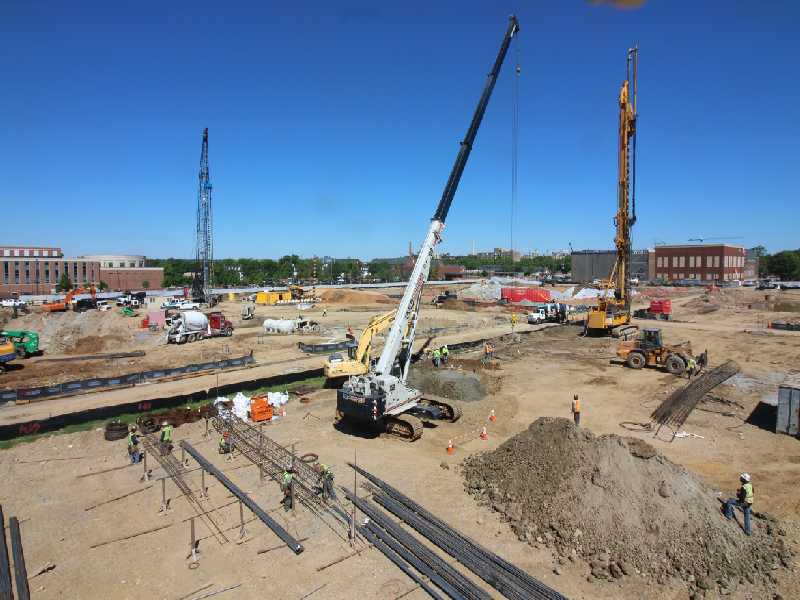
651, 360, 740, 432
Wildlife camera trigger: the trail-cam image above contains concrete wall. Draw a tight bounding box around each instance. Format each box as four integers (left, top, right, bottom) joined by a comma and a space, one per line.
571, 250, 651, 283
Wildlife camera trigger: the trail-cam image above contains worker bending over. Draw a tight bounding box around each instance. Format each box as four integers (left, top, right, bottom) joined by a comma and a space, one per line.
281, 466, 295, 511
160, 422, 174, 456
571, 394, 581, 426
686, 356, 698, 380
724, 473, 754, 536
218, 431, 232, 454
317, 463, 336, 501
127, 426, 143, 464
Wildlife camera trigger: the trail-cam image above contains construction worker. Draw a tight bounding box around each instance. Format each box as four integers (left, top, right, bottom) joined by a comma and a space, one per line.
483, 341, 494, 362
724, 473, 754, 535
127, 426, 142, 464
510, 312, 518, 331
432, 347, 441, 368
440, 345, 449, 364
317, 463, 336, 501
281, 466, 295, 511
698, 350, 708, 370
346, 326, 355, 342
686, 356, 698, 380
322, 308, 328, 318
571, 394, 581, 426
160, 421, 173, 456
218, 431, 232, 454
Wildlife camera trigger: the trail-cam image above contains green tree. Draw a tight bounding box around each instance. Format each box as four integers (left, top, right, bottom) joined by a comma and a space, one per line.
142, 280, 150, 289
766, 251, 800, 280
98, 281, 109, 291
57, 273, 72, 292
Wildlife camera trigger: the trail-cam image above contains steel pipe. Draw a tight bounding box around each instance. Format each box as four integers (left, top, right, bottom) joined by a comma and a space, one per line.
9, 517, 30, 600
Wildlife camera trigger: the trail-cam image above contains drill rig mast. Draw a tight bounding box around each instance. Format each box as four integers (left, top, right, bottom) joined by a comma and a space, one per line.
586, 47, 639, 339
336, 16, 520, 441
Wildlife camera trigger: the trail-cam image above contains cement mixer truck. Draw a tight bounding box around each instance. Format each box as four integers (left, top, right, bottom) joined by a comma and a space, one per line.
167, 311, 234, 344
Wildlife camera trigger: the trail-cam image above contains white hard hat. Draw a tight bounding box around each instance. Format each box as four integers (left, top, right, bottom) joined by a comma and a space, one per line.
740, 473, 751, 482
162, 421, 168, 427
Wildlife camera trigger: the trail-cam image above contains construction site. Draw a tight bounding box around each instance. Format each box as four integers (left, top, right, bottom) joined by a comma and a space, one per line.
2, 7, 799, 600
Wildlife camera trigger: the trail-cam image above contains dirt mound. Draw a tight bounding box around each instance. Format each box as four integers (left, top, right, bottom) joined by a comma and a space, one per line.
317, 289, 394, 305
408, 367, 486, 402
463, 417, 792, 593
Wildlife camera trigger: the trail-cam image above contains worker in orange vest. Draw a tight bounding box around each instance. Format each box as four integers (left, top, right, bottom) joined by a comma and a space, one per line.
571, 394, 581, 426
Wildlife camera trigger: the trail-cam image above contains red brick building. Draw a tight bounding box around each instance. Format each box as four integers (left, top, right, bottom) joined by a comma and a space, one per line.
0, 246, 101, 297
100, 267, 164, 291
653, 244, 746, 283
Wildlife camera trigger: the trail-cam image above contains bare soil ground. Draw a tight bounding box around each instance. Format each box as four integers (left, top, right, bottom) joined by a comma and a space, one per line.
0, 286, 799, 599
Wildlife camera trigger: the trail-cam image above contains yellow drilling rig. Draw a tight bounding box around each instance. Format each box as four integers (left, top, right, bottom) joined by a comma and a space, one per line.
585, 46, 639, 339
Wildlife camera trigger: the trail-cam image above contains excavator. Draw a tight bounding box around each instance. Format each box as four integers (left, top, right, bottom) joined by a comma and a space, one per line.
585, 47, 639, 340
336, 16, 519, 441
42, 284, 96, 313
324, 309, 396, 383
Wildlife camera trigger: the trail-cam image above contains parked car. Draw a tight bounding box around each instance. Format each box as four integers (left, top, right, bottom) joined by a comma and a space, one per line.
1, 299, 26, 308
161, 299, 181, 309
96, 300, 112, 311
177, 300, 200, 310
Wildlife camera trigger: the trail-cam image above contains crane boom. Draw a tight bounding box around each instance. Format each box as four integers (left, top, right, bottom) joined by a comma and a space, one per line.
336, 16, 519, 441
375, 15, 519, 379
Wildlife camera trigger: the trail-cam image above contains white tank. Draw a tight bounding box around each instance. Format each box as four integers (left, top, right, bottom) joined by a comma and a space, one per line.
181, 311, 209, 333
263, 318, 298, 334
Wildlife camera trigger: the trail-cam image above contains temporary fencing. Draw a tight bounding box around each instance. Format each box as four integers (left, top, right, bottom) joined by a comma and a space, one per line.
0, 353, 256, 405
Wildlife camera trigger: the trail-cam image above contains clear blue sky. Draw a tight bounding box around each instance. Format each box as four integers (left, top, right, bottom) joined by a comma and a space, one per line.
2, 0, 798, 259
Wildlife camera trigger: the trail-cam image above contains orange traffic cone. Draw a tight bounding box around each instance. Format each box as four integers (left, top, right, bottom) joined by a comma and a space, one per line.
446, 439, 455, 454
480, 426, 488, 440
489, 409, 497, 423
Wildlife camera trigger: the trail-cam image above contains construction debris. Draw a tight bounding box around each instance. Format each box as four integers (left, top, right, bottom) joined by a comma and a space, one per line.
463, 417, 792, 594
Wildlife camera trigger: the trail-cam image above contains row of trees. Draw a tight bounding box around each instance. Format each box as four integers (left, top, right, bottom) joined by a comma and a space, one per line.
757, 248, 800, 280
148, 253, 572, 288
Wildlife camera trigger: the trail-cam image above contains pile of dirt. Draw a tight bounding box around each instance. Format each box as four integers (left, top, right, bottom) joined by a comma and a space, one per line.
317, 289, 394, 305
408, 366, 486, 402
463, 418, 792, 593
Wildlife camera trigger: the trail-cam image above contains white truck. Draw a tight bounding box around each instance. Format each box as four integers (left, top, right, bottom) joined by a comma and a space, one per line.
167, 311, 234, 344
527, 302, 570, 324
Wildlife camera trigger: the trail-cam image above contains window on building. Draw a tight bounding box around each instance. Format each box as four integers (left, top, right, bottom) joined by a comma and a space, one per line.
14, 263, 20, 284
73, 262, 78, 282
3, 250, 8, 257
689, 256, 694, 268
656, 257, 662, 268
23, 249, 29, 257
45, 265, 50, 283
24, 262, 30, 284
33, 250, 39, 257
3, 262, 7, 283
714, 256, 720, 268
82, 263, 87, 282
13, 250, 19, 257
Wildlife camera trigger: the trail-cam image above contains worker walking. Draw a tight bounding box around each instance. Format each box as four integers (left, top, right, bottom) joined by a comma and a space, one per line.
218, 431, 232, 454
160, 422, 173, 456
441, 345, 449, 364
724, 473, 754, 535
127, 426, 142, 464
686, 356, 697, 380
432, 347, 441, 368
510, 312, 518, 332
571, 394, 581, 427
322, 308, 327, 318
317, 463, 337, 501
281, 467, 295, 511
483, 342, 494, 363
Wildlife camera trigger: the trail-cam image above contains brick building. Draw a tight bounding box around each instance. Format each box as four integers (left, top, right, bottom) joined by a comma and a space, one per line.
100, 267, 164, 291
653, 244, 746, 283
0, 246, 101, 297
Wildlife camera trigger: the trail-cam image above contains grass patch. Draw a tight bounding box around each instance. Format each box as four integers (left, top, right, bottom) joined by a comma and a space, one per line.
0, 375, 327, 450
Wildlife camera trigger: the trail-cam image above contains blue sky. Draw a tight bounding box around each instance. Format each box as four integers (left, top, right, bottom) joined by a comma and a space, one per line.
2, 1, 798, 259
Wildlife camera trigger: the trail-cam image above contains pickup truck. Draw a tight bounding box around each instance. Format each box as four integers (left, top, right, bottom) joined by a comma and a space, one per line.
527, 309, 546, 324
160, 299, 182, 309
176, 300, 200, 310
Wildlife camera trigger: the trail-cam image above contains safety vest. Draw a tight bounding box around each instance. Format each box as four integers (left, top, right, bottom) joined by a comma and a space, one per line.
433, 349, 441, 359
283, 472, 293, 486
572, 398, 580, 413
320, 464, 333, 479
441, 346, 449, 356
742, 482, 754, 505
688, 358, 697, 370
161, 425, 173, 442
127, 432, 137, 447
219, 436, 227, 448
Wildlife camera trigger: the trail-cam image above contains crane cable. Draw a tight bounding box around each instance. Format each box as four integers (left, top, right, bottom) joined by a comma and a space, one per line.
510, 35, 520, 264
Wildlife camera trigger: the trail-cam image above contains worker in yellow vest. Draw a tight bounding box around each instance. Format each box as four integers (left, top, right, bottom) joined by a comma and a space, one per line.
724, 473, 754, 535
571, 394, 581, 426
160, 422, 174, 455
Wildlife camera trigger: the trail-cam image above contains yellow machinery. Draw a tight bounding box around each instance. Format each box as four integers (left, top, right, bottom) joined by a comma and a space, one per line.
255, 290, 292, 305
324, 309, 396, 381
586, 46, 639, 339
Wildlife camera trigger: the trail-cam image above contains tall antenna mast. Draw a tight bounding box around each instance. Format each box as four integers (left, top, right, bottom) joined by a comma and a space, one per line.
193, 128, 213, 302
